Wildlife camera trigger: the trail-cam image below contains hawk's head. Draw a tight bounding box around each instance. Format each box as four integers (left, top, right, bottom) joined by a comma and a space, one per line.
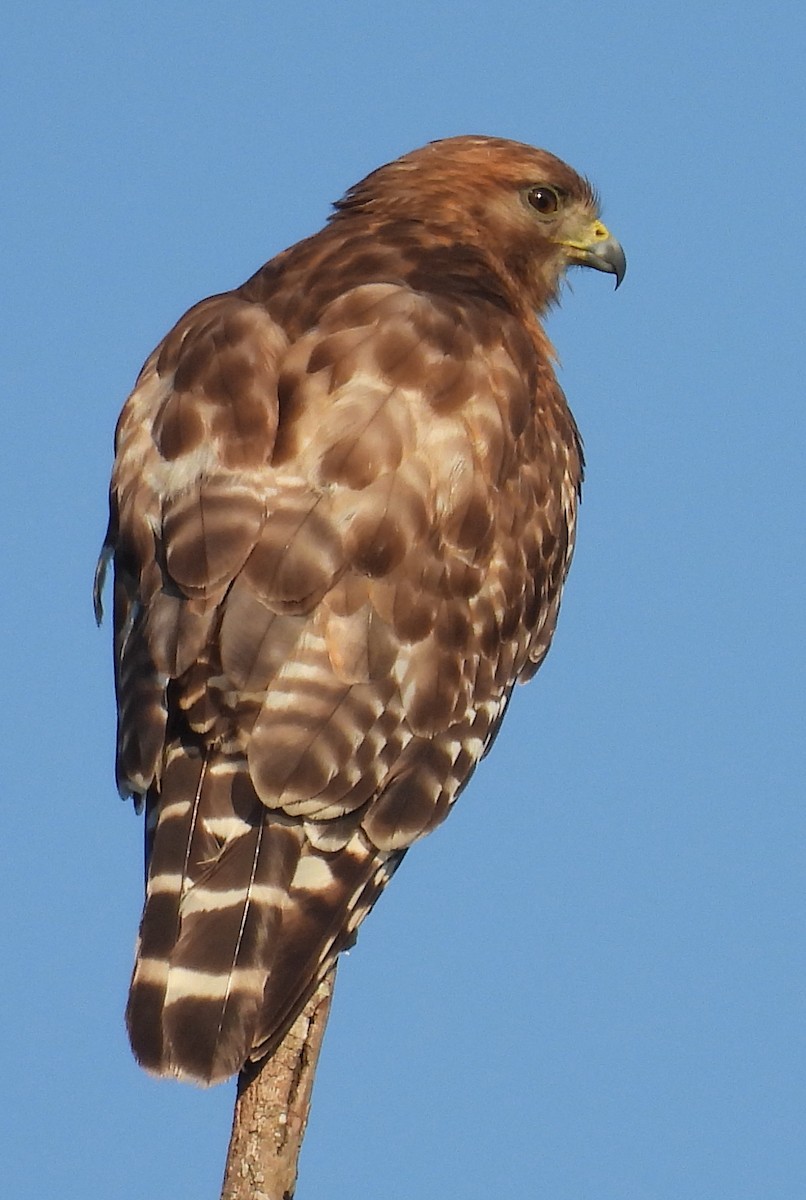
333, 134, 626, 312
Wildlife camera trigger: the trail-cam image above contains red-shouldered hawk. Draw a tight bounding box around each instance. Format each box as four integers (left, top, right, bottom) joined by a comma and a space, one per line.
95, 135, 625, 1085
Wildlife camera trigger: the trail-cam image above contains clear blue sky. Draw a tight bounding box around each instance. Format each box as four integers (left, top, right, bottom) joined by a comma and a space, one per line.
3, 3, 804, 1197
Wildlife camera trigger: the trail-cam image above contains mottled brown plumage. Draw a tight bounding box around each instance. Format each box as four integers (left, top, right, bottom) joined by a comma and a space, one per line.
96, 135, 624, 1085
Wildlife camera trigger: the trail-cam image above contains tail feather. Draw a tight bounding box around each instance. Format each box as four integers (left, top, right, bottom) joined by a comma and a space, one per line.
127, 747, 207, 1072
128, 747, 297, 1083
250, 840, 405, 1063
126, 743, 396, 1084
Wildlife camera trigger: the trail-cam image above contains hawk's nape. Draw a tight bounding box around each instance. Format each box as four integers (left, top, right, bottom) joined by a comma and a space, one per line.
96, 135, 624, 1085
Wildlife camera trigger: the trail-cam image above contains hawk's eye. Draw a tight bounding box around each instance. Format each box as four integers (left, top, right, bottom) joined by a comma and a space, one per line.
526, 185, 561, 216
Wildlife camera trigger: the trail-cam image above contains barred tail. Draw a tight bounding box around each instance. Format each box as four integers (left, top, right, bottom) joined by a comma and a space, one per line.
126, 743, 398, 1085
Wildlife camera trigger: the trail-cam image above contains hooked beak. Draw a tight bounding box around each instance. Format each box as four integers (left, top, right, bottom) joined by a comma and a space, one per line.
559, 220, 626, 289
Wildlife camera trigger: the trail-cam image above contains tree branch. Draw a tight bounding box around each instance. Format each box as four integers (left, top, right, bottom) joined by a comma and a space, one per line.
220, 967, 336, 1200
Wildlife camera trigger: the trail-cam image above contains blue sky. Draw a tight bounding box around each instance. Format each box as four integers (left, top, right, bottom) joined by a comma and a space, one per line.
3, 3, 804, 1197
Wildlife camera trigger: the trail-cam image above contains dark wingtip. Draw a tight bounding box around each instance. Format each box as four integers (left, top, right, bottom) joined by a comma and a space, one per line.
93, 543, 113, 625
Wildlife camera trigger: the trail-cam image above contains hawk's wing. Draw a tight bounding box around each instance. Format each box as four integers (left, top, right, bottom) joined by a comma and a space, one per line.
100, 281, 578, 1084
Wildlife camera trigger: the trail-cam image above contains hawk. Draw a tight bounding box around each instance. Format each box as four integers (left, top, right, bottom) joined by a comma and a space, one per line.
96, 135, 625, 1086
